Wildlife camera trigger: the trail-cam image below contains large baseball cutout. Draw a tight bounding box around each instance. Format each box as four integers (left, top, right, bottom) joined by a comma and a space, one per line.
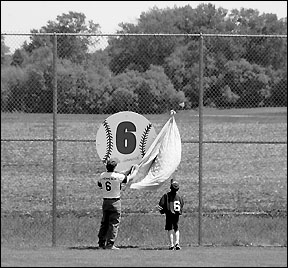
96, 111, 157, 172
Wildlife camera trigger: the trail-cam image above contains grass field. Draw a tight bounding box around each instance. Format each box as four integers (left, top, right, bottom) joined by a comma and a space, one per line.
1, 107, 287, 250
1, 246, 287, 267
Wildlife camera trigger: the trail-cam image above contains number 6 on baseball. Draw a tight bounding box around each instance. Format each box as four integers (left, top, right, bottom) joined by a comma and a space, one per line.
96, 111, 157, 172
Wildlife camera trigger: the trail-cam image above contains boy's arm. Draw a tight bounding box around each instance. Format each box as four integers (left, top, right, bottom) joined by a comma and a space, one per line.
157, 194, 166, 214
127, 164, 139, 181
97, 181, 103, 189
91, 176, 103, 190
181, 196, 184, 208
122, 164, 139, 184
179, 195, 184, 214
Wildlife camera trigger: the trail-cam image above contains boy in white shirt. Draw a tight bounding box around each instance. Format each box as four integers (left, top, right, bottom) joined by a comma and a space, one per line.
96, 159, 138, 249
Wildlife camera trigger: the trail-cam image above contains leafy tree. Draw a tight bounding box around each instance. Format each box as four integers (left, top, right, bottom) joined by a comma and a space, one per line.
24, 46, 53, 70
93, 65, 185, 114
138, 65, 184, 113
10, 49, 28, 67
102, 70, 142, 113
5, 46, 54, 112
56, 59, 85, 113
229, 8, 287, 35
107, 6, 183, 74
265, 67, 287, 107
1, 66, 27, 111
269, 77, 287, 107
110, 87, 137, 113
107, 3, 244, 76
220, 59, 270, 108
55, 56, 112, 114
1, 35, 10, 65
2, 4, 287, 114
23, 11, 101, 64
22, 68, 48, 113
179, 3, 230, 34
86, 49, 112, 79
229, 9, 287, 68
164, 41, 200, 108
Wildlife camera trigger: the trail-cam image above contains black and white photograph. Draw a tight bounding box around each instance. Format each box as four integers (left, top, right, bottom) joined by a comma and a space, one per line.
1, 1, 287, 267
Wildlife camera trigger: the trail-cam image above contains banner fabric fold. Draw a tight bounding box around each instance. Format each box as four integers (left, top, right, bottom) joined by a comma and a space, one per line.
129, 113, 181, 190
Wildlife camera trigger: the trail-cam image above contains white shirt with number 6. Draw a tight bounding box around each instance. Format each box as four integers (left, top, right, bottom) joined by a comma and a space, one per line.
98, 172, 127, 199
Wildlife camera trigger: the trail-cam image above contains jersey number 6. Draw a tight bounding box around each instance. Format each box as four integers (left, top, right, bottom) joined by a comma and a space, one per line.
105, 181, 112, 191
174, 201, 181, 212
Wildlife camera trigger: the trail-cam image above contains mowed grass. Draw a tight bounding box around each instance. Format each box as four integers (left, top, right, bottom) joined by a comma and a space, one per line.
1, 108, 287, 247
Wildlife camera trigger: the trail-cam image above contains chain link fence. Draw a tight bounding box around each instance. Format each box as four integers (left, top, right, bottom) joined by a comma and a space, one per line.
1, 33, 287, 247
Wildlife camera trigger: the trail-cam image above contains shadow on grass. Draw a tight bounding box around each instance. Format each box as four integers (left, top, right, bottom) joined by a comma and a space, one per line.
140, 246, 172, 250
68, 246, 100, 250
68, 245, 174, 250
68, 245, 139, 250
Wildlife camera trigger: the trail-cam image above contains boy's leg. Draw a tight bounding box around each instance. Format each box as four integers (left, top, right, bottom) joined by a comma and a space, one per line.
165, 213, 175, 249
106, 200, 121, 248
106, 210, 120, 246
167, 230, 174, 249
98, 209, 109, 248
175, 230, 180, 245
173, 214, 181, 250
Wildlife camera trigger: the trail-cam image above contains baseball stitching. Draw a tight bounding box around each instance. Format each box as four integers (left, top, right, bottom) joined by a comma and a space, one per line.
139, 123, 152, 157
102, 120, 113, 163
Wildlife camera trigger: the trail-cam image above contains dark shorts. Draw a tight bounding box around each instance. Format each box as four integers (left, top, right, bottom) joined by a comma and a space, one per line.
165, 213, 180, 231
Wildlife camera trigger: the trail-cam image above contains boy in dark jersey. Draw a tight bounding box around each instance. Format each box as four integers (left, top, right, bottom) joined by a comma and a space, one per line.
158, 180, 184, 250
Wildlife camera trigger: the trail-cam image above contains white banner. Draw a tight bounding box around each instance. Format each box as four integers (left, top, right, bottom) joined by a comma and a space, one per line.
129, 111, 181, 190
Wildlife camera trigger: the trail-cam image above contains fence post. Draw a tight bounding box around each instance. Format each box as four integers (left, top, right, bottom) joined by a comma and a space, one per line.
198, 33, 204, 246
52, 33, 58, 247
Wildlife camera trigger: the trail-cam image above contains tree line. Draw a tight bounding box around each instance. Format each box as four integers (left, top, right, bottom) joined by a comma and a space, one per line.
1, 4, 287, 114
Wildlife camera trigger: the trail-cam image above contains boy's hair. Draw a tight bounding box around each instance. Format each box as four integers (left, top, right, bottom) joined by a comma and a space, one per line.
106, 159, 118, 172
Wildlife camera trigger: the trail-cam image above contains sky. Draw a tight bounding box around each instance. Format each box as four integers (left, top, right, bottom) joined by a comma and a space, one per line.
1, 1, 287, 52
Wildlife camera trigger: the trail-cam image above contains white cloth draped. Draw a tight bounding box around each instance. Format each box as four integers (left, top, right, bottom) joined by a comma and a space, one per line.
129, 112, 181, 190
